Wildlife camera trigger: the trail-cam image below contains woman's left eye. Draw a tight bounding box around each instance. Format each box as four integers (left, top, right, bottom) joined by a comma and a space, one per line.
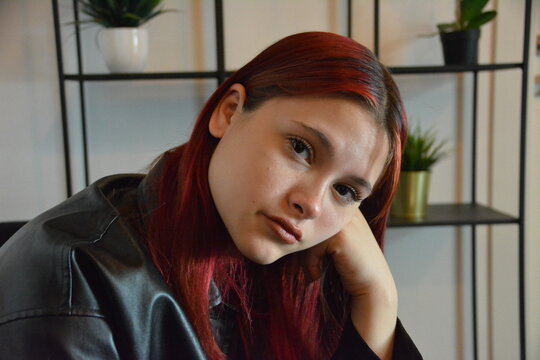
334, 184, 362, 204
288, 136, 313, 163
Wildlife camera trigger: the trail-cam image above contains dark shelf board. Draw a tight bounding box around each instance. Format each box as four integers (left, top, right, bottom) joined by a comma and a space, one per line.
389, 63, 522, 75
389, 203, 519, 228
62, 63, 524, 81
63, 71, 220, 81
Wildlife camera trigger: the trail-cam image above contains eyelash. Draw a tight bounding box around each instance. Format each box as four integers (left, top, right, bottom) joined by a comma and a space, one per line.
287, 136, 363, 205
288, 136, 314, 163
334, 184, 363, 204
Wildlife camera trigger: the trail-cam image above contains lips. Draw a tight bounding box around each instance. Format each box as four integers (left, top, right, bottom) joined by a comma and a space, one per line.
264, 215, 302, 244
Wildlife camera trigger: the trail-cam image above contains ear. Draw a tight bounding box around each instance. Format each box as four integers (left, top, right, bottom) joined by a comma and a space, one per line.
209, 83, 247, 139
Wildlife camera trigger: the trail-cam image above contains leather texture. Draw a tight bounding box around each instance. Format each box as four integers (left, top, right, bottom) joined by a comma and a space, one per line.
0, 172, 422, 359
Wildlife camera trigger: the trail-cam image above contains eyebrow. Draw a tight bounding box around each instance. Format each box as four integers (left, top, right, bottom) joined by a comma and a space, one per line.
293, 120, 334, 157
291, 120, 373, 193
351, 176, 373, 194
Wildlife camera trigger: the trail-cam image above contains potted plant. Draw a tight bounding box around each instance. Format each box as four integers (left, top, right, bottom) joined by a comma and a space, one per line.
76, 0, 177, 73
437, 0, 497, 65
391, 126, 447, 220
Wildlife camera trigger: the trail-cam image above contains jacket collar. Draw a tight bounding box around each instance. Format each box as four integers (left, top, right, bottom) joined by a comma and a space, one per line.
136, 156, 164, 236
135, 153, 222, 309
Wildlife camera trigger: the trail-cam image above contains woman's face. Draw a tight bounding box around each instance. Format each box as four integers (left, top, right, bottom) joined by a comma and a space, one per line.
208, 86, 389, 264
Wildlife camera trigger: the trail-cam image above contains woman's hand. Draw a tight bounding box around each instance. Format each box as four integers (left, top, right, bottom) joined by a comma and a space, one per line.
304, 210, 397, 360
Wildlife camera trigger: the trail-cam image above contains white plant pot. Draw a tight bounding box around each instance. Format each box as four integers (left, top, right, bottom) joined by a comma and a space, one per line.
96, 28, 148, 73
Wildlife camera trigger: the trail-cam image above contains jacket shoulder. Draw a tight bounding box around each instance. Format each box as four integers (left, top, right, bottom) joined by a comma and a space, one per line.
0, 175, 143, 325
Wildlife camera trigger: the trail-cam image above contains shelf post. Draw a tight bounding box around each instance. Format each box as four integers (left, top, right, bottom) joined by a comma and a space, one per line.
72, 0, 90, 187
472, 227, 478, 360
472, 71, 478, 205
373, 0, 380, 58
214, 0, 226, 84
471, 70, 479, 360
346, 0, 352, 38
518, 0, 532, 358
51, 0, 73, 197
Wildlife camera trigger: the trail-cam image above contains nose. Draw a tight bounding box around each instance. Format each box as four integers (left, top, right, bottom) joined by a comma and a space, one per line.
288, 182, 325, 219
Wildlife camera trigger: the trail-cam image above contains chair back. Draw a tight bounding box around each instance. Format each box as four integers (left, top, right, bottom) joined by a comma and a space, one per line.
0, 222, 26, 248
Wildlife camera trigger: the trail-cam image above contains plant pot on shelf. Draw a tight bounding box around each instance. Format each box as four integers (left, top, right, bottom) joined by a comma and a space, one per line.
439, 29, 480, 65
391, 171, 431, 220
96, 28, 148, 73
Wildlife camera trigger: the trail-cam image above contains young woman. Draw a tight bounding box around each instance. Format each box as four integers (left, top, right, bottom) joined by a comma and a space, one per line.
0, 32, 422, 359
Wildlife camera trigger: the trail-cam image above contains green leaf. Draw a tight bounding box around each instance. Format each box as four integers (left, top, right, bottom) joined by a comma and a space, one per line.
136, 0, 163, 18
75, 0, 175, 28
401, 125, 447, 171
466, 11, 497, 29
437, 22, 458, 33
461, 0, 489, 22
142, 9, 178, 25
122, 13, 142, 27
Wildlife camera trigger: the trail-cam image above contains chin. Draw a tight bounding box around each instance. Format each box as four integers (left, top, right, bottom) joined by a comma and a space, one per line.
251, 255, 280, 265
244, 250, 282, 265
237, 242, 284, 265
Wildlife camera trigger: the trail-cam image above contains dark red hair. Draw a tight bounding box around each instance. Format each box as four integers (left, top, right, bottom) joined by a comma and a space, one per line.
147, 32, 407, 359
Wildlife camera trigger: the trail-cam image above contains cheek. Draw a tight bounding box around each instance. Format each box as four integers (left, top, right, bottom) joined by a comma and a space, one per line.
313, 206, 353, 241
251, 155, 285, 195
229, 149, 296, 212
252, 145, 302, 195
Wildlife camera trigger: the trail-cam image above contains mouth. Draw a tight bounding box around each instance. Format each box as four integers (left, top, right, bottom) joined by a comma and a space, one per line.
263, 215, 302, 245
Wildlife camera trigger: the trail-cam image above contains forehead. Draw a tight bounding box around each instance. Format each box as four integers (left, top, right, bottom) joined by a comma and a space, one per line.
256, 96, 385, 147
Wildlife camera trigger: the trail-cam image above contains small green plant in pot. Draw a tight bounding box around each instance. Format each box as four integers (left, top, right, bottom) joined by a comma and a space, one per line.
74, 0, 178, 73
77, 0, 176, 28
391, 126, 447, 220
437, 0, 497, 65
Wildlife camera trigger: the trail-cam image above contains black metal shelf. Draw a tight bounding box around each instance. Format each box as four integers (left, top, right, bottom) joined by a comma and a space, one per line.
389, 62, 523, 74
49, 1, 531, 359
63, 71, 220, 81
389, 203, 518, 228
61, 63, 524, 82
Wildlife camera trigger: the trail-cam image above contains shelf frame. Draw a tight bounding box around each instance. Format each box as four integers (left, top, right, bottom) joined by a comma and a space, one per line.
372, 0, 530, 359
63, 71, 221, 81
57, 62, 525, 82
390, 63, 523, 74
388, 204, 518, 228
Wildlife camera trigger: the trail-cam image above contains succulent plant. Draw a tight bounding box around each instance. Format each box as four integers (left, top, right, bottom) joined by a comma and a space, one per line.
402, 126, 447, 171
437, 0, 497, 33
76, 0, 177, 28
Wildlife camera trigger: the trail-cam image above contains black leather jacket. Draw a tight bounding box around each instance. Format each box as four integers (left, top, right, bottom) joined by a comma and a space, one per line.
0, 173, 422, 359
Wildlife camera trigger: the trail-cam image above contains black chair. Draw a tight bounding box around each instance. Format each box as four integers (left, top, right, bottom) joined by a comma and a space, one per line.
0, 222, 26, 248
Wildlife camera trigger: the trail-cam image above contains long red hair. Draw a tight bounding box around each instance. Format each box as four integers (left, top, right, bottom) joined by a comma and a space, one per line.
146, 32, 407, 359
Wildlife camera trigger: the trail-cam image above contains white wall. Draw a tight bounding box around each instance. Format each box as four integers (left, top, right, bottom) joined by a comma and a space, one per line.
0, 1, 538, 359
0, 0, 65, 219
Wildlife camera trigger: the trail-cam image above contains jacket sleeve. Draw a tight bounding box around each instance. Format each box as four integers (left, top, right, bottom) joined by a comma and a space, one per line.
331, 318, 423, 360
0, 315, 121, 359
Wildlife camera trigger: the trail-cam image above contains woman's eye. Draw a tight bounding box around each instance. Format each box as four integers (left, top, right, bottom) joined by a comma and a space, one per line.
289, 137, 313, 163
334, 184, 362, 204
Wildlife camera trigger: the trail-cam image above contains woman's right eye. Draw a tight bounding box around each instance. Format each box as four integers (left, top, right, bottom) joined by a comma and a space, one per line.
288, 136, 313, 164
